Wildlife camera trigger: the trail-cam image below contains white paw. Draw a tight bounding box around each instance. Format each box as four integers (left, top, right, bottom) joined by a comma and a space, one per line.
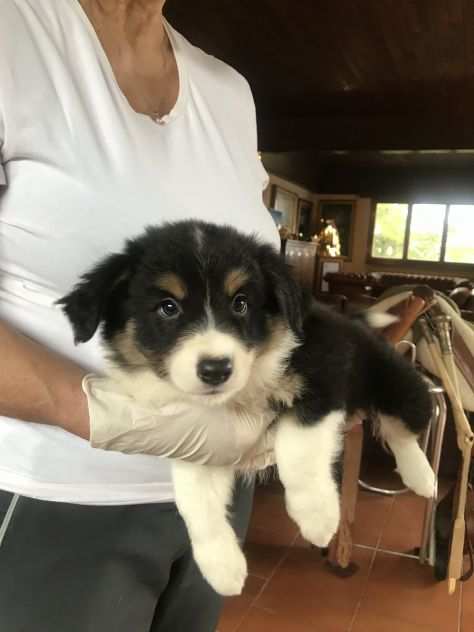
193, 535, 248, 596
396, 450, 436, 498
286, 488, 341, 547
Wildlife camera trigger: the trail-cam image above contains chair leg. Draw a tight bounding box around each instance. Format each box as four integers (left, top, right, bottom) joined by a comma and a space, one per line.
327, 421, 364, 576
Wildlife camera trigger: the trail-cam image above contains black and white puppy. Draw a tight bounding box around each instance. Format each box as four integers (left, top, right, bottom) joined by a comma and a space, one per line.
60, 220, 435, 595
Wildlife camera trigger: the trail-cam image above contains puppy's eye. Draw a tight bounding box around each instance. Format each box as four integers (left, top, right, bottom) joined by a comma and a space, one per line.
232, 293, 248, 315
158, 298, 181, 319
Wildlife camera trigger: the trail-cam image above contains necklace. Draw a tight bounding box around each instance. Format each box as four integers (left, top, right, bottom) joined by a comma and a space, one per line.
148, 110, 172, 125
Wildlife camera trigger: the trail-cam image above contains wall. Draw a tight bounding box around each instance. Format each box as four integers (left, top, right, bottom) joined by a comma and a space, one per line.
262, 163, 473, 280
261, 151, 319, 192
265, 172, 317, 208
323, 194, 474, 280
312, 194, 371, 274
343, 197, 372, 274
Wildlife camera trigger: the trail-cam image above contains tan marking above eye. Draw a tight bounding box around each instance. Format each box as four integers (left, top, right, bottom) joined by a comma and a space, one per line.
155, 273, 187, 300
224, 268, 250, 297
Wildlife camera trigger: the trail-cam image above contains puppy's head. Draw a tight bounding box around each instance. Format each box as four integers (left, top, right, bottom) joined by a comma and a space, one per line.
59, 221, 302, 404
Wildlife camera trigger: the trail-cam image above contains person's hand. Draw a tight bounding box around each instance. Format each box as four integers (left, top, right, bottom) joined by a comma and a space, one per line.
83, 374, 277, 469
236, 425, 276, 471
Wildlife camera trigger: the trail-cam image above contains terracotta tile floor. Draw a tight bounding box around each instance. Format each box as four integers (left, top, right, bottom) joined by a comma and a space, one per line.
217, 476, 467, 632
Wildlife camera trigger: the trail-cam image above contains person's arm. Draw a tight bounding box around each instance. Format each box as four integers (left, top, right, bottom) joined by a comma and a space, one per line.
1, 39, 86, 435
0, 319, 276, 468
0, 319, 90, 439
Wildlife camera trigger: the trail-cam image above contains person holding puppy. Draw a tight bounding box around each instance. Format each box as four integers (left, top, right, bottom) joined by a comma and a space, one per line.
0, 1, 278, 630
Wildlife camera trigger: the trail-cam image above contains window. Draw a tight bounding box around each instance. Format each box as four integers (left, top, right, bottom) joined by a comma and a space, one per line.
407, 204, 445, 262
445, 205, 474, 264
371, 202, 474, 265
372, 203, 408, 259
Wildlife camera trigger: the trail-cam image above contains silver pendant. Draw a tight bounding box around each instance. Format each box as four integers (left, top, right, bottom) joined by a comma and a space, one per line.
150, 113, 165, 125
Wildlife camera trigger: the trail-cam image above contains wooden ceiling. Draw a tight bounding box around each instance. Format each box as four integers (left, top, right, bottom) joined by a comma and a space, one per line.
165, 0, 474, 153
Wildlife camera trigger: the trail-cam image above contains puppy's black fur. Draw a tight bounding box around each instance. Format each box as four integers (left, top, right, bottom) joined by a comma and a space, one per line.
293, 306, 431, 430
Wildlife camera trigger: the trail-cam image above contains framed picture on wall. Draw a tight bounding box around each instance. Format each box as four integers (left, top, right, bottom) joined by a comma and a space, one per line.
297, 198, 314, 240
271, 185, 299, 233
269, 208, 284, 226
318, 199, 355, 259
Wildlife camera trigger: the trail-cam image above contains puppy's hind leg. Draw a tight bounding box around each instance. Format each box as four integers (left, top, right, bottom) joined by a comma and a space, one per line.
275, 410, 345, 547
378, 415, 436, 498
172, 462, 247, 596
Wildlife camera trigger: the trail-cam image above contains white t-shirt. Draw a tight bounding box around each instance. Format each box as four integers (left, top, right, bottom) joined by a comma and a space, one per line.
0, 0, 278, 505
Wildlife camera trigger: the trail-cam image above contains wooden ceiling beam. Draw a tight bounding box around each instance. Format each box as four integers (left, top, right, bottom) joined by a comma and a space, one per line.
258, 111, 474, 152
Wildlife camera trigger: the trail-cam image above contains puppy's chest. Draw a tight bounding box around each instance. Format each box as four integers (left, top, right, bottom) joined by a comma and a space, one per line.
233, 368, 304, 417
272, 370, 305, 410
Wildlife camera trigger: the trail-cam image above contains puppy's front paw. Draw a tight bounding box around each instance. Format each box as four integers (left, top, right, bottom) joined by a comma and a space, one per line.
193, 535, 248, 596
286, 487, 341, 548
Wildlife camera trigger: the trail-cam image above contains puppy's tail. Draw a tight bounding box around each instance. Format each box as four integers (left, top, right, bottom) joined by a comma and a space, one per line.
352, 310, 399, 330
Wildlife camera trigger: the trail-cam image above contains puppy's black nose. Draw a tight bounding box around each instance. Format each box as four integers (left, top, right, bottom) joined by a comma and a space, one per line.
197, 357, 233, 386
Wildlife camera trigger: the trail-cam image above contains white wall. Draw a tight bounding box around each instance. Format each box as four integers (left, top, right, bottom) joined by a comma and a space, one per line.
264, 172, 318, 208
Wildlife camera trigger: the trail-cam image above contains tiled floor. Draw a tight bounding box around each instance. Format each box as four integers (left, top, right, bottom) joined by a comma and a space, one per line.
217, 474, 468, 632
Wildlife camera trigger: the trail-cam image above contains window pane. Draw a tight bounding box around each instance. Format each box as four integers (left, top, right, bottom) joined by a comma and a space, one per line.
371, 203, 408, 259
445, 205, 474, 264
407, 204, 445, 261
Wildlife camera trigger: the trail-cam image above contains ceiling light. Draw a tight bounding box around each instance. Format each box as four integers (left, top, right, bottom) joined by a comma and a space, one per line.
379, 150, 415, 155
417, 150, 450, 155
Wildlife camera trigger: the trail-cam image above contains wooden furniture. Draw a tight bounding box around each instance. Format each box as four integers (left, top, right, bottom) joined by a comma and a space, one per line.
327, 419, 364, 574
373, 273, 466, 297
323, 272, 374, 299
328, 288, 436, 574
315, 255, 344, 293
325, 272, 467, 300
282, 239, 318, 291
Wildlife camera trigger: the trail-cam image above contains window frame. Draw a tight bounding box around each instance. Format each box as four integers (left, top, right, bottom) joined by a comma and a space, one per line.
367, 201, 474, 271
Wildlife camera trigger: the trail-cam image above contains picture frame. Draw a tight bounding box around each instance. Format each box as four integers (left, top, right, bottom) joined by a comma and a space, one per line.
271, 185, 299, 234
318, 257, 343, 293
318, 199, 355, 259
297, 198, 314, 240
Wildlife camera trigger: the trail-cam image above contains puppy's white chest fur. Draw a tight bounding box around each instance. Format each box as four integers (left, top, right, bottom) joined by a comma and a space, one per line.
102, 321, 303, 596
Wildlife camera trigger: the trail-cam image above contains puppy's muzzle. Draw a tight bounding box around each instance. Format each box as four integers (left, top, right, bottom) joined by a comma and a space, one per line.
197, 356, 233, 386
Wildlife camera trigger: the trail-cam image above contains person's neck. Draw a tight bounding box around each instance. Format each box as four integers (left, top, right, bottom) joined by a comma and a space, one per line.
80, 0, 167, 51
79, 0, 178, 118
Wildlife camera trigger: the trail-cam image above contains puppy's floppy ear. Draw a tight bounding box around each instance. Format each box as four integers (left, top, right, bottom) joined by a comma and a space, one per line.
258, 245, 303, 337
57, 253, 131, 344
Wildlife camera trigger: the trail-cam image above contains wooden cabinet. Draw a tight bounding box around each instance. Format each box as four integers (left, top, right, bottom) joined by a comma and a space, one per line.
282, 240, 318, 290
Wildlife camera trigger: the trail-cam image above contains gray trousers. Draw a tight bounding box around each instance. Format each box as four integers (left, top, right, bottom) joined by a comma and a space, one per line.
0, 478, 254, 632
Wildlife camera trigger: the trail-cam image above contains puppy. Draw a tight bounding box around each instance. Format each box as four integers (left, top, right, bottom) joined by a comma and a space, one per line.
60, 220, 435, 596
